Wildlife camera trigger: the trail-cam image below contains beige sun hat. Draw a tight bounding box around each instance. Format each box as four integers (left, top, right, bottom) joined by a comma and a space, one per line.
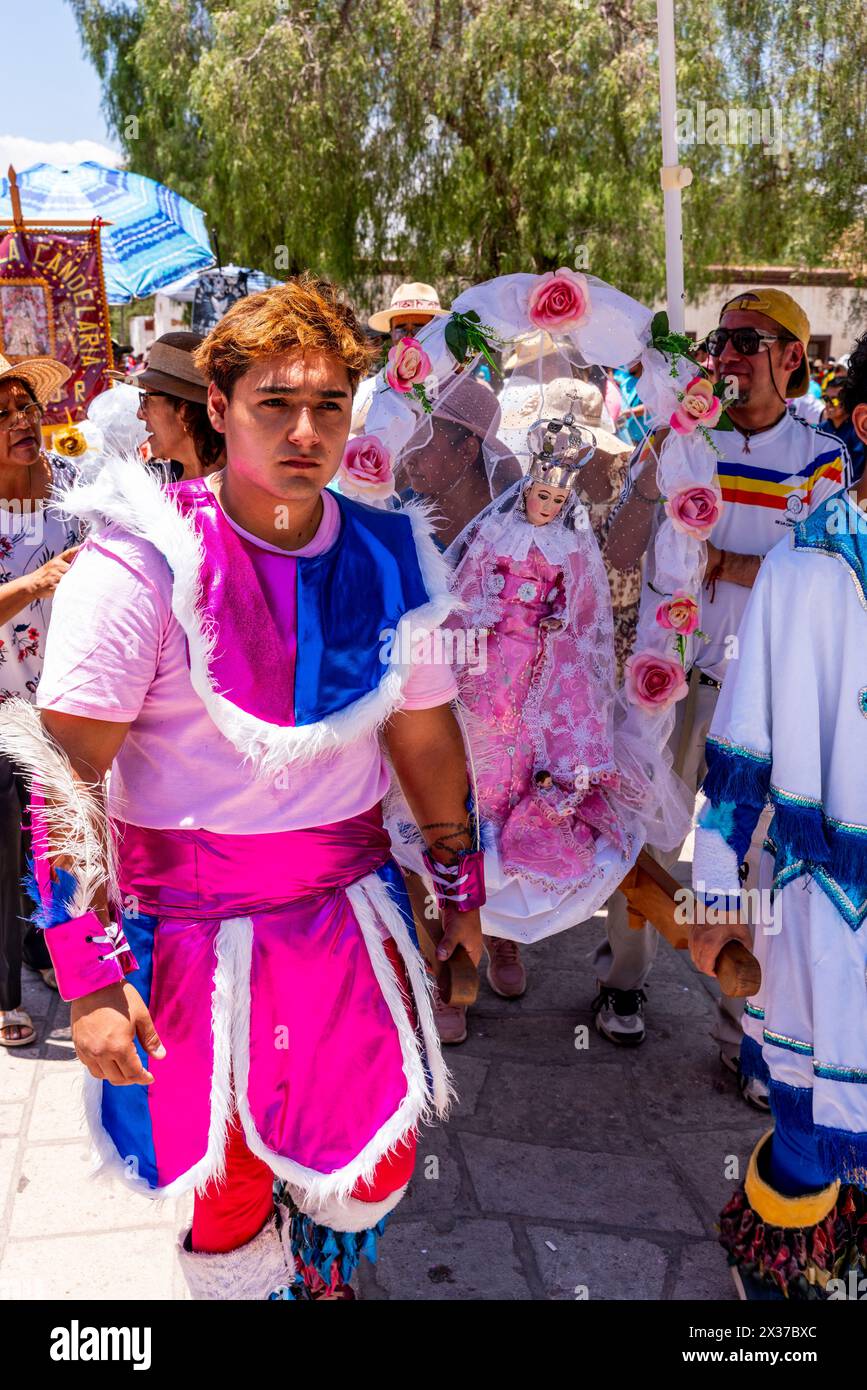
0, 352, 71, 406
368, 282, 448, 334
502, 330, 564, 373
501, 376, 631, 457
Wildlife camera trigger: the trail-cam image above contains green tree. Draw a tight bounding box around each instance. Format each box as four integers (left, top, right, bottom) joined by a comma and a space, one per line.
69, 0, 867, 311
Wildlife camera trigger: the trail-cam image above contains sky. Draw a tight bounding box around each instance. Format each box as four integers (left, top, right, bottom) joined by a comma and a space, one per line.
0, 0, 120, 172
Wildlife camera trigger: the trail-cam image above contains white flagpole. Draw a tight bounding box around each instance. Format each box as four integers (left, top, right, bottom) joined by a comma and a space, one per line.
656, 0, 692, 332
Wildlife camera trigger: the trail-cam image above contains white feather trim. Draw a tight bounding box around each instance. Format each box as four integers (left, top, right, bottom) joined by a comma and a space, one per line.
57, 454, 461, 777
0, 698, 117, 917
283, 1182, 408, 1232
347, 873, 453, 1118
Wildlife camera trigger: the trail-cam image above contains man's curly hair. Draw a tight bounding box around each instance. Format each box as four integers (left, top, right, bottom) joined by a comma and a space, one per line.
193, 273, 377, 396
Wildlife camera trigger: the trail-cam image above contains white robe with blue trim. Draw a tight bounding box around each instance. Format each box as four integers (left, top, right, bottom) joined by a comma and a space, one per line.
692, 490, 867, 1181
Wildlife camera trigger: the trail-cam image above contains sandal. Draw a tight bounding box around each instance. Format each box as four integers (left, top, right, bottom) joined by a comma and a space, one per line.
0, 1007, 36, 1047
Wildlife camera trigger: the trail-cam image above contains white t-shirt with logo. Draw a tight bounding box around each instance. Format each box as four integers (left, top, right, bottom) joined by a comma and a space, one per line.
699, 415, 847, 681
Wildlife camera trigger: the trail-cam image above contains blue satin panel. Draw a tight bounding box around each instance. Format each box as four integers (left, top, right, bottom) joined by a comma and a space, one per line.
294, 495, 431, 725
100, 908, 159, 1189
375, 858, 420, 950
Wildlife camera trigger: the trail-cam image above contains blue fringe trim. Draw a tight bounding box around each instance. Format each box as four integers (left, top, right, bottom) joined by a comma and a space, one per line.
770, 798, 867, 888
289, 1210, 390, 1286
768, 1080, 867, 1189
740, 1033, 771, 1085
703, 737, 772, 807
23, 859, 78, 931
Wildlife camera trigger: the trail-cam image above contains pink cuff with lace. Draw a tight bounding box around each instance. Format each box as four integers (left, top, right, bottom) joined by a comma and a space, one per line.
422, 849, 486, 913
45, 912, 139, 1003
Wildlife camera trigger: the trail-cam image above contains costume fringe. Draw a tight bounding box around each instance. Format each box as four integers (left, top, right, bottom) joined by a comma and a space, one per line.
281, 1190, 389, 1291
0, 698, 117, 919
720, 1180, 867, 1300
702, 737, 772, 810
769, 798, 867, 887
739, 1033, 771, 1086
746, 1070, 867, 1189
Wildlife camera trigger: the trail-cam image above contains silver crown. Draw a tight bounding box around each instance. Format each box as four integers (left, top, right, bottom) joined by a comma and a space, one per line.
526, 413, 594, 489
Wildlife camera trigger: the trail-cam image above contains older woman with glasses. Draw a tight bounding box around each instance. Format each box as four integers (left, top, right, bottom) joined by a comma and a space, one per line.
130, 331, 225, 481
0, 352, 81, 1045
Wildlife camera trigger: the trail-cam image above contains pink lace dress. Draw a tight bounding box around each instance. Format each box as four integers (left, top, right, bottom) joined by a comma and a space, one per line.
472, 548, 566, 826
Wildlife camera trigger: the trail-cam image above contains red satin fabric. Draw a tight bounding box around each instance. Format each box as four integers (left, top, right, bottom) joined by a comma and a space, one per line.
191, 939, 417, 1254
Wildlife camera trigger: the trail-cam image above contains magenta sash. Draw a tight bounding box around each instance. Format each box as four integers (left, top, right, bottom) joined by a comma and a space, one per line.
115, 803, 390, 919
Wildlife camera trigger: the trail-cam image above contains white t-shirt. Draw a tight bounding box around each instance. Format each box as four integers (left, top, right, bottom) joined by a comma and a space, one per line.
699, 415, 847, 681
0, 455, 78, 705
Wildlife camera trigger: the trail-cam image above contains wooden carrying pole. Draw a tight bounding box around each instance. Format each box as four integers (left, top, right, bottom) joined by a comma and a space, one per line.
619, 849, 761, 997
0, 166, 113, 229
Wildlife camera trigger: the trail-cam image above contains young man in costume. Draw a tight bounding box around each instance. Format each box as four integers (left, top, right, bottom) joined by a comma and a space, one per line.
689, 332, 867, 1300
0, 276, 484, 1300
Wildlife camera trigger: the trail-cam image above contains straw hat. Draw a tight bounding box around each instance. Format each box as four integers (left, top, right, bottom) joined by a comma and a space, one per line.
500, 377, 630, 458
109, 331, 208, 405
368, 282, 448, 334
502, 330, 564, 374
0, 352, 71, 405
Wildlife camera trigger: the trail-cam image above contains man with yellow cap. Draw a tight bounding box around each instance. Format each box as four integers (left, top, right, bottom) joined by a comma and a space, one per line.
595, 290, 850, 1092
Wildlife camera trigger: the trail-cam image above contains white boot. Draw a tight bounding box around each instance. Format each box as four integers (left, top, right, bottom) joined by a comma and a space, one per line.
177, 1210, 298, 1300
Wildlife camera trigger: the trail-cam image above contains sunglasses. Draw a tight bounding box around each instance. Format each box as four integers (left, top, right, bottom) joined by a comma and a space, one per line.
823, 396, 842, 408
704, 327, 791, 358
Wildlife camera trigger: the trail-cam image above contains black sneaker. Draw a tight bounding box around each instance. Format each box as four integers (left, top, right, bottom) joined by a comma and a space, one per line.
591, 986, 647, 1047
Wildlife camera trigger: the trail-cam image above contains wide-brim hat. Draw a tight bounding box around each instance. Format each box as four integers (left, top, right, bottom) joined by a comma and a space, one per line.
368, 282, 448, 334
0, 352, 71, 406
501, 377, 631, 457
108, 331, 208, 405
719, 288, 811, 398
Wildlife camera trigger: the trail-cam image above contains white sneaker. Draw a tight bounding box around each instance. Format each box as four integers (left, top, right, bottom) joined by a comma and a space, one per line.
591, 986, 647, 1047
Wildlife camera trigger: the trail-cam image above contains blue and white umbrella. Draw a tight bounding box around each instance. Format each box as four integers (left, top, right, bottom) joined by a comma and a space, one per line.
0, 162, 215, 304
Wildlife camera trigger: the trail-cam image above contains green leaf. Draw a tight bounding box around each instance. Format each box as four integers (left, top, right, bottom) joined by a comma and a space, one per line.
712, 412, 735, 431
464, 310, 480, 323
445, 317, 469, 362
712, 381, 728, 398
651, 310, 670, 342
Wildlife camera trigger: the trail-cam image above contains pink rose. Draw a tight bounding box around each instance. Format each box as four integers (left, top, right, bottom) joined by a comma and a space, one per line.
656, 591, 700, 635
338, 434, 395, 501
664, 484, 723, 540
385, 336, 432, 393
670, 376, 723, 434
625, 651, 689, 712
527, 267, 590, 331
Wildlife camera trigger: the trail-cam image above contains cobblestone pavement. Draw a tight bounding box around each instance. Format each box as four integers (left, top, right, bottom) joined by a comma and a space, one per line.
0, 892, 765, 1301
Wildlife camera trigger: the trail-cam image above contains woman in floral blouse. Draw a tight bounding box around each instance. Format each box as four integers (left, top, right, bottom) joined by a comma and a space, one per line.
0, 352, 80, 1045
